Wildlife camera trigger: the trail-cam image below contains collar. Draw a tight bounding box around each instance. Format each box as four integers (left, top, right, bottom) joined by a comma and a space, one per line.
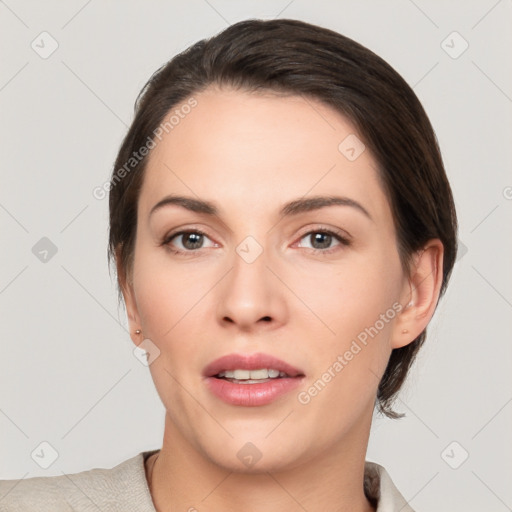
364, 461, 415, 511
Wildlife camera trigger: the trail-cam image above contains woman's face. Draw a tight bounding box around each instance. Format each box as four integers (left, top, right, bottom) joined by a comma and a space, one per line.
123, 87, 411, 471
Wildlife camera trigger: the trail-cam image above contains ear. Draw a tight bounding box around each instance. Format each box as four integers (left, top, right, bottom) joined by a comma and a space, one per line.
116, 246, 143, 347
391, 239, 444, 349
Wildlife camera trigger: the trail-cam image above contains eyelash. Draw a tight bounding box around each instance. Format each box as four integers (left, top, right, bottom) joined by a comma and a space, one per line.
161, 227, 351, 256
161, 229, 212, 256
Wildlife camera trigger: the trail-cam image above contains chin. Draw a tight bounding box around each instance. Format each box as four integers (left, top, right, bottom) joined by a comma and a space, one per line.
198, 434, 312, 475
211, 448, 299, 474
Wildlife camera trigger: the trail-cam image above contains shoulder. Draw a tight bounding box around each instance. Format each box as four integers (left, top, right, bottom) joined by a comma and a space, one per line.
0, 450, 158, 512
364, 461, 415, 512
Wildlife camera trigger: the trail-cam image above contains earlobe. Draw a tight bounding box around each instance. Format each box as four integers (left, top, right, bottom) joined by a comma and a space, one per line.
392, 239, 444, 349
122, 282, 143, 346
116, 247, 142, 347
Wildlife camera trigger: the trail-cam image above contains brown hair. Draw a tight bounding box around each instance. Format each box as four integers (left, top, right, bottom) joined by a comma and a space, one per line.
108, 18, 458, 418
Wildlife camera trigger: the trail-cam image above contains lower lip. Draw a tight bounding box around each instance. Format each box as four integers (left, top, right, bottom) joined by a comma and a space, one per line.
204, 376, 304, 406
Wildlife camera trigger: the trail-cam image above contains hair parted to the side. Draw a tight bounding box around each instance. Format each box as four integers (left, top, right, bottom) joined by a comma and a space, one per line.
108, 18, 458, 418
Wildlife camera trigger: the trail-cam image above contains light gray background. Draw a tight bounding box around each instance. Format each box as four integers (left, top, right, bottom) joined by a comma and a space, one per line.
1, 1, 511, 510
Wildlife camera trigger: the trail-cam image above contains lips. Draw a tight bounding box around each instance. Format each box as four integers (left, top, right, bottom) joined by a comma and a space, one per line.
202, 352, 305, 378
202, 352, 305, 406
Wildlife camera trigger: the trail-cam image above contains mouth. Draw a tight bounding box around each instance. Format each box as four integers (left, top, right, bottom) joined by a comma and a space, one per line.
202, 353, 305, 406
215, 368, 295, 384
203, 352, 305, 380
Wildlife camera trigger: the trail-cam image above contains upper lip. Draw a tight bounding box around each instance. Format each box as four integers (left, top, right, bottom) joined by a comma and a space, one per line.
203, 353, 305, 378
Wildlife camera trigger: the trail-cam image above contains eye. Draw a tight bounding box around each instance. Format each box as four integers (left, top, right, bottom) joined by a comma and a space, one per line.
162, 229, 217, 254
161, 227, 351, 256
296, 229, 351, 254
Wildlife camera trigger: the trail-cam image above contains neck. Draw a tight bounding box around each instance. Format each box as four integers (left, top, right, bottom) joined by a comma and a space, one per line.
148, 411, 375, 512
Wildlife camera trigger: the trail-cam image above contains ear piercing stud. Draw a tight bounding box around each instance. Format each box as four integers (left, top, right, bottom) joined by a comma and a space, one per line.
402, 329, 409, 334
135, 329, 141, 335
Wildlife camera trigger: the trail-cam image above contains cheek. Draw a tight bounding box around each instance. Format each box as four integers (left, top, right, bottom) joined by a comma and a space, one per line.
291, 249, 402, 341
131, 248, 215, 395
294, 270, 399, 430
132, 246, 210, 338
289, 249, 402, 405
132, 254, 202, 405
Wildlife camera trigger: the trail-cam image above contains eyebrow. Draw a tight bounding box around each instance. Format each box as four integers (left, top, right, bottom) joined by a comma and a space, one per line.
149, 194, 373, 221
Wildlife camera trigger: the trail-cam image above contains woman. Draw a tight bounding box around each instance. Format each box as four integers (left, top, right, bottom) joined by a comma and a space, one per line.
0, 18, 457, 511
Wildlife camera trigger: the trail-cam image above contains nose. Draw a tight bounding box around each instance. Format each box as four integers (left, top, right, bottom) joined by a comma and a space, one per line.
216, 241, 288, 332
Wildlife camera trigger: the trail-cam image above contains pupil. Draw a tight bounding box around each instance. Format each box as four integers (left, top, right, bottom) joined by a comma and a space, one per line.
184, 233, 203, 249
312, 232, 331, 249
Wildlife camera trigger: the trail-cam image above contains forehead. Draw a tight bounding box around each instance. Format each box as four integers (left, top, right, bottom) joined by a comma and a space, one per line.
138, 87, 389, 222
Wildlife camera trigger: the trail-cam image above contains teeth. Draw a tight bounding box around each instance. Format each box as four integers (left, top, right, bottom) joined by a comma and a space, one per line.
233, 369, 250, 380
244, 369, 267, 379
216, 368, 289, 380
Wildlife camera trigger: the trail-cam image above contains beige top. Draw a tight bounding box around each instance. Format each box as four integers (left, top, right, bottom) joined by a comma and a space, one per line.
0, 450, 414, 511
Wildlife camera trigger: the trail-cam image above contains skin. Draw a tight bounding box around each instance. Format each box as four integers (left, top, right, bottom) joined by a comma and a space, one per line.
118, 86, 444, 512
